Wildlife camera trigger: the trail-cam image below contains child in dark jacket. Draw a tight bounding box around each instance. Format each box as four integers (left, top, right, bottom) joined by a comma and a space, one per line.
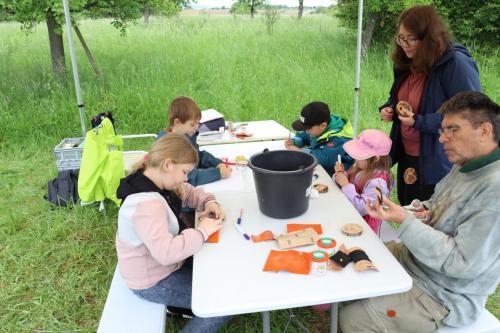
157, 96, 232, 186
285, 101, 354, 175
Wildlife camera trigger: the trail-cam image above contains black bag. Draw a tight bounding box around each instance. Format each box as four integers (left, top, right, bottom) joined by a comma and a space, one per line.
45, 170, 80, 207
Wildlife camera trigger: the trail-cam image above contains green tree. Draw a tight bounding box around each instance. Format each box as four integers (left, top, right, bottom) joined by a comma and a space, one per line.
0, 0, 184, 80
141, 0, 187, 24
231, 0, 264, 18
335, 0, 431, 51
335, 0, 500, 50
435, 1, 500, 48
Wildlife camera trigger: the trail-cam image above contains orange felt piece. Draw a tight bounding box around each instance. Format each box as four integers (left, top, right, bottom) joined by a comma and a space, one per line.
252, 230, 275, 242
287, 224, 323, 235
206, 231, 219, 243
263, 250, 312, 275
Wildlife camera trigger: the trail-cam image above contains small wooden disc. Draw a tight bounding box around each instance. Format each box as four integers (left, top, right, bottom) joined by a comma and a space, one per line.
313, 183, 329, 193
396, 101, 412, 117
341, 223, 363, 237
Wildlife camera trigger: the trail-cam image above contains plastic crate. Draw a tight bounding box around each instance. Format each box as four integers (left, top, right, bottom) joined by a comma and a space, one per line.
54, 137, 84, 171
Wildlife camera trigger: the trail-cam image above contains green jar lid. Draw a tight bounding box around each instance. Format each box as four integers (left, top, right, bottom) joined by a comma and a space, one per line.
320, 238, 333, 245
312, 250, 326, 259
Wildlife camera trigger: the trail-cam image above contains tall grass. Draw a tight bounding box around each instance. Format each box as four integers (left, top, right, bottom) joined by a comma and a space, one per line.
0, 14, 498, 332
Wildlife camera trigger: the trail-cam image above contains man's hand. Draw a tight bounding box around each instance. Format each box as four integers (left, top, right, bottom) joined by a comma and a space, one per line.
415, 210, 432, 224
380, 107, 394, 122
366, 196, 409, 224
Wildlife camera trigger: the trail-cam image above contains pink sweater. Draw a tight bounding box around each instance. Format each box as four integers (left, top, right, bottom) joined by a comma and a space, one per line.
116, 183, 216, 290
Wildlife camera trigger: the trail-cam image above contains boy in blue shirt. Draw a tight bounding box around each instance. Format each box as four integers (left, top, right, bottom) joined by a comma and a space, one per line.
285, 101, 354, 175
157, 96, 232, 186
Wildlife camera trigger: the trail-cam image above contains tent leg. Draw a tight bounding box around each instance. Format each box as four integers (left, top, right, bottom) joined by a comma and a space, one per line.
62, 0, 87, 137
353, 0, 364, 137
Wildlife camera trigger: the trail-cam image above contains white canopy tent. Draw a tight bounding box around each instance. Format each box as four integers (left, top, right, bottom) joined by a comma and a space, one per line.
62, 0, 365, 137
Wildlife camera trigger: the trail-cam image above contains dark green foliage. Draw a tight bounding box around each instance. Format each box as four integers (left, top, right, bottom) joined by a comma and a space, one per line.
435, 1, 500, 48
335, 0, 500, 49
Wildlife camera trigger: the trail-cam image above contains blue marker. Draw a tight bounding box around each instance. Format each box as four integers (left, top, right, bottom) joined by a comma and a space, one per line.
237, 208, 243, 224
235, 208, 250, 240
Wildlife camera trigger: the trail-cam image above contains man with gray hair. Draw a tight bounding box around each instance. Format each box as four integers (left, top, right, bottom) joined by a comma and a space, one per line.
340, 91, 499, 333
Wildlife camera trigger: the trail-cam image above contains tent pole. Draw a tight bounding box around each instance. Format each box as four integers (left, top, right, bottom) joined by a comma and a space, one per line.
353, 0, 364, 137
62, 0, 87, 137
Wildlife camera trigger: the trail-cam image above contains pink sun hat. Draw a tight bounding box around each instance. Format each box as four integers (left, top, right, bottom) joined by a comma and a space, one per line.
343, 129, 392, 160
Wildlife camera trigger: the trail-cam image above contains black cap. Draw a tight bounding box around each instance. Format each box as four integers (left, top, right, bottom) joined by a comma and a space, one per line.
292, 101, 331, 131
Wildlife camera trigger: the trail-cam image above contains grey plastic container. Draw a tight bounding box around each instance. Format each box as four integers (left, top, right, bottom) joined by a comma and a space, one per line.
248, 150, 318, 219
54, 137, 84, 171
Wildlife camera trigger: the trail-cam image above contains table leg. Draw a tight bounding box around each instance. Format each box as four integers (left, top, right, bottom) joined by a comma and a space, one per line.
330, 303, 338, 333
263, 311, 270, 333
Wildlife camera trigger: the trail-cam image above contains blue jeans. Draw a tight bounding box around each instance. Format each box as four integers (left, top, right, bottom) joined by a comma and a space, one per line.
133, 264, 231, 333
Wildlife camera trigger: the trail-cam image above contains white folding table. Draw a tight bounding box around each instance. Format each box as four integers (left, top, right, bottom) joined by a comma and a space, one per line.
193, 141, 412, 333
197, 120, 291, 146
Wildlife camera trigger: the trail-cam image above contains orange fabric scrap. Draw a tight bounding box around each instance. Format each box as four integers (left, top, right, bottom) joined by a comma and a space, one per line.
206, 231, 219, 243
287, 223, 323, 235
263, 250, 312, 275
251, 230, 275, 242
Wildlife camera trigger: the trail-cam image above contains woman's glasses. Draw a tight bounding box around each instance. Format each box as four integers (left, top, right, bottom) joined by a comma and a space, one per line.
395, 35, 419, 47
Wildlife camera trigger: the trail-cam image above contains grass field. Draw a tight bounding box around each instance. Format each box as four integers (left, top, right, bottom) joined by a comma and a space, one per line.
0, 13, 498, 332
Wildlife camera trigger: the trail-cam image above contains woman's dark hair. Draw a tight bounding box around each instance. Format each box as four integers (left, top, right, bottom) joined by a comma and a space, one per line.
392, 5, 452, 74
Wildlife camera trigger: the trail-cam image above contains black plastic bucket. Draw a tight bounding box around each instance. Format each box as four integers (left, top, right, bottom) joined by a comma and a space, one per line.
248, 150, 318, 219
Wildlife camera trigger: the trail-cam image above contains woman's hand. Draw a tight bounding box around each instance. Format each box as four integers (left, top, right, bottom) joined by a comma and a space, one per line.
198, 217, 223, 237
380, 107, 394, 122
398, 113, 415, 127
334, 171, 349, 187
366, 196, 409, 224
199, 202, 225, 220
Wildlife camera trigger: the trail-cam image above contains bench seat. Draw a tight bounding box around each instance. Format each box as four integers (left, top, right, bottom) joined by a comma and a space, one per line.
97, 266, 166, 333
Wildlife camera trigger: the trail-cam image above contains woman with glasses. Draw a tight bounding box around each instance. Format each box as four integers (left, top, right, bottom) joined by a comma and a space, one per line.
379, 5, 481, 206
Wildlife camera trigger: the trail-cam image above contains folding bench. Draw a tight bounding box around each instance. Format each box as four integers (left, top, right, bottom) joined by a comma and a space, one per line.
97, 266, 166, 333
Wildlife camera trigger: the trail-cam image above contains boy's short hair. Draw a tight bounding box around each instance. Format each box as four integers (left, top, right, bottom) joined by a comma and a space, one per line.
292, 101, 331, 131
168, 96, 202, 126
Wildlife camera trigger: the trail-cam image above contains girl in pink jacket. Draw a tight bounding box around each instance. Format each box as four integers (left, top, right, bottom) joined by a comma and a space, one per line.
115, 133, 231, 332
334, 129, 394, 235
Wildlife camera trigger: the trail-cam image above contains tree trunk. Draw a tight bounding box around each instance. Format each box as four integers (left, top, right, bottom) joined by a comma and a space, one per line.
298, 0, 304, 19
250, 6, 255, 18
144, 4, 151, 24
46, 9, 66, 80
73, 24, 101, 77
362, 12, 378, 54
